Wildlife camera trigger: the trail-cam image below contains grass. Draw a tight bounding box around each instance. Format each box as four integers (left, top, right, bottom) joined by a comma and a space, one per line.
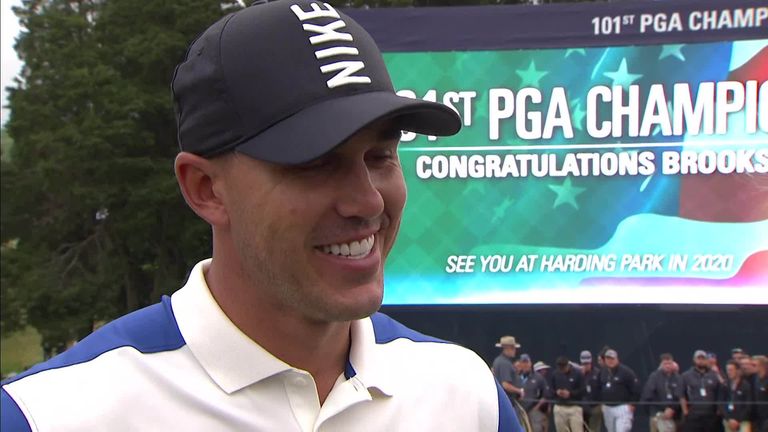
1, 327, 43, 378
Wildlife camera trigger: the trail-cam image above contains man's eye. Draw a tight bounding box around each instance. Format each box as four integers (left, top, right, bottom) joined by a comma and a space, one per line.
367, 150, 396, 163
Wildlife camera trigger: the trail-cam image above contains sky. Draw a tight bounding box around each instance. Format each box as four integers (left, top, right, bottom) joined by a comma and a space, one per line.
1, 0, 23, 127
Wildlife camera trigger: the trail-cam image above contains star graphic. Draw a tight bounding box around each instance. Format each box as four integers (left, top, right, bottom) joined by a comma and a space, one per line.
548, 177, 586, 210
603, 58, 643, 90
565, 48, 587, 58
491, 197, 515, 223
515, 61, 549, 88
659, 44, 686, 61
570, 99, 586, 131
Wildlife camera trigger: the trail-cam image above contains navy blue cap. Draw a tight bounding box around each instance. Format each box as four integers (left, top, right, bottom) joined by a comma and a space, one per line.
172, 0, 461, 162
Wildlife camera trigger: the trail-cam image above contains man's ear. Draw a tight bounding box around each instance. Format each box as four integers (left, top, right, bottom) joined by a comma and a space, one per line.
174, 152, 230, 227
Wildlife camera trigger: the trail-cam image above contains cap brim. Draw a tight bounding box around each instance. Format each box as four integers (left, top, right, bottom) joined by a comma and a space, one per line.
495, 343, 521, 348
233, 91, 461, 164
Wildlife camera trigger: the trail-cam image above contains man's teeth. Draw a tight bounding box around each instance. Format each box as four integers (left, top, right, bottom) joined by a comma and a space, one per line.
321, 235, 375, 259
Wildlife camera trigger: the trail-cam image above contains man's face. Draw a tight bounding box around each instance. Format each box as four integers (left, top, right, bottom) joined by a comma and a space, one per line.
694, 356, 708, 368
707, 357, 717, 368
605, 356, 619, 368
757, 361, 767, 378
216, 124, 406, 323
661, 359, 675, 374
581, 362, 592, 373
502, 346, 517, 358
520, 361, 532, 373
739, 358, 756, 375
726, 363, 740, 381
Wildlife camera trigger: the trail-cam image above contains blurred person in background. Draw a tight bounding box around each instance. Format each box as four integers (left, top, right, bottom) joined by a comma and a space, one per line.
598, 349, 640, 432
551, 356, 585, 432
753, 356, 768, 432
642, 353, 682, 432
519, 354, 550, 432
723, 360, 753, 432
493, 336, 524, 402
733, 348, 747, 362
681, 349, 724, 432
709, 352, 726, 384
580, 350, 603, 432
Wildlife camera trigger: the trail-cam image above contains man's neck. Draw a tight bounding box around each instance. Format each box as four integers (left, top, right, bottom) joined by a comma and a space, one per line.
205, 256, 351, 405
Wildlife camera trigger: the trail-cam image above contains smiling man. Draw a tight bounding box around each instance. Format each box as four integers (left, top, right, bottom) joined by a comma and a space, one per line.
0, 1, 521, 431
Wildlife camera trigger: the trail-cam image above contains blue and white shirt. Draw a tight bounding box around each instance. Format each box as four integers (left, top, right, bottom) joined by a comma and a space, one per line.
2, 260, 520, 432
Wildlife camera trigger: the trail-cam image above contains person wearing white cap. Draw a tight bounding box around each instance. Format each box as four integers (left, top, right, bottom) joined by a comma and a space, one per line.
492, 336, 525, 403
680, 349, 724, 432
598, 349, 641, 432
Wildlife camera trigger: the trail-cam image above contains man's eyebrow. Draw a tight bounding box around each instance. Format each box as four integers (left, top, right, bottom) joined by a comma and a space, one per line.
377, 126, 403, 142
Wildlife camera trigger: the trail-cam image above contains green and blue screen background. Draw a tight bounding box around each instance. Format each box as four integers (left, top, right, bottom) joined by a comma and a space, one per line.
347, 2, 768, 305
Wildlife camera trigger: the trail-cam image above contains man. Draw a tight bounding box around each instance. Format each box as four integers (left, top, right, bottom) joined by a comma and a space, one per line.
642, 353, 682, 432
551, 356, 585, 432
580, 350, 603, 432
708, 352, 726, 384
754, 355, 768, 432
519, 354, 550, 432
681, 349, 724, 432
493, 336, 525, 402
0, 2, 521, 431
732, 348, 747, 362
598, 349, 641, 432
739, 356, 759, 428
723, 360, 752, 432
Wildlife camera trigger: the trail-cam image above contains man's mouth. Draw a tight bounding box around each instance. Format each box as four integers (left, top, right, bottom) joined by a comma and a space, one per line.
317, 234, 375, 260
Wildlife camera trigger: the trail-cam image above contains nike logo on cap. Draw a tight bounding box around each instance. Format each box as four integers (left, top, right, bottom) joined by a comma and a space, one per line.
291, 2, 372, 89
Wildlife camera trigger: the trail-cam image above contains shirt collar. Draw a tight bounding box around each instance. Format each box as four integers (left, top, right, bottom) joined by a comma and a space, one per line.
171, 259, 292, 393
171, 259, 395, 397
347, 317, 395, 397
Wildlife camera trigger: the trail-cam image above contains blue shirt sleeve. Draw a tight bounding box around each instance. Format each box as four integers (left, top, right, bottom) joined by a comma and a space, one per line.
1, 387, 33, 432
495, 380, 524, 432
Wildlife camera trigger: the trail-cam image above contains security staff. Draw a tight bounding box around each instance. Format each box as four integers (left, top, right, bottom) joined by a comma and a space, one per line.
598, 349, 641, 432
681, 350, 724, 432
755, 356, 768, 432
551, 356, 585, 432
518, 354, 550, 432
642, 353, 682, 432
723, 360, 752, 432
581, 350, 603, 432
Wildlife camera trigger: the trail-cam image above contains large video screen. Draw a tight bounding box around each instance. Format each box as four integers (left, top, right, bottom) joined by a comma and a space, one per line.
381, 37, 768, 305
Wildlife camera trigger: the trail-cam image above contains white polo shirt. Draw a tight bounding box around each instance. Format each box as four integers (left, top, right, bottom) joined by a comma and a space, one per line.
2, 260, 520, 431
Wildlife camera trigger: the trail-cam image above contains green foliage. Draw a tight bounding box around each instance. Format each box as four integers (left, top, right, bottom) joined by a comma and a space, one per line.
1, 327, 43, 377
1, 0, 234, 353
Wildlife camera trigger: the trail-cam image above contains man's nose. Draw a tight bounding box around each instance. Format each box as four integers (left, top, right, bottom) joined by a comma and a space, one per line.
334, 161, 385, 220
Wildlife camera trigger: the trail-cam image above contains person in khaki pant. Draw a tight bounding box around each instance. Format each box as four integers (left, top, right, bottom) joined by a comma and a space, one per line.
551, 356, 585, 432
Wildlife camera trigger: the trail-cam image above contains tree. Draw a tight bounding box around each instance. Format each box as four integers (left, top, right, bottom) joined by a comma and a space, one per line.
2, 0, 237, 355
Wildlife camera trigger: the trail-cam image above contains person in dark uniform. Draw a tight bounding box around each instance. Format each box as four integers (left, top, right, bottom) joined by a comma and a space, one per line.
551, 356, 585, 432
642, 353, 682, 432
580, 350, 603, 432
681, 349, 724, 432
723, 360, 753, 432
597, 349, 641, 432
519, 354, 550, 432
754, 355, 768, 432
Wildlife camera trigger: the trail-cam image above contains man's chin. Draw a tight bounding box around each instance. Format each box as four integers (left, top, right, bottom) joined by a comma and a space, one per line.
314, 289, 383, 323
